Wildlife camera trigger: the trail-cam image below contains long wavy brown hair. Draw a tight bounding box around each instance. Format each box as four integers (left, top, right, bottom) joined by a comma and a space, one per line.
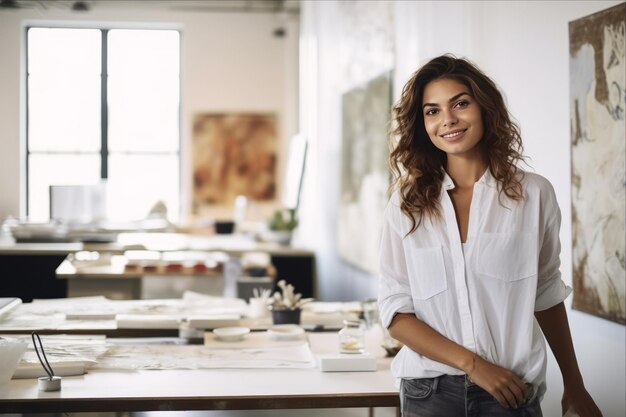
390, 54, 525, 235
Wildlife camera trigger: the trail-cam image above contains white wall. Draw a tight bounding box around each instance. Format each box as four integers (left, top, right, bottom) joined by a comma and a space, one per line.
297, 0, 395, 301
300, 1, 625, 416
0, 4, 299, 222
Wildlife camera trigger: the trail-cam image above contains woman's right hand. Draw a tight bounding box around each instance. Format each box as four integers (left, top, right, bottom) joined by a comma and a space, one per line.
387, 314, 530, 409
469, 355, 529, 409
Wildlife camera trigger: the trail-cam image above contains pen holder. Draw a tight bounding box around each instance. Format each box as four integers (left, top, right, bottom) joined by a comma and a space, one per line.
249, 298, 270, 319
38, 376, 62, 392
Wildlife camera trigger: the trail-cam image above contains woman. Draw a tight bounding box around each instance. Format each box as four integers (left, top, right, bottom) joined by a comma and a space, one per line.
378, 55, 602, 417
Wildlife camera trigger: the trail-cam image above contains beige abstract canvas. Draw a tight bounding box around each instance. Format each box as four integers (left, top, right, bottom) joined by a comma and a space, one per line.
569, 3, 625, 324
192, 113, 277, 212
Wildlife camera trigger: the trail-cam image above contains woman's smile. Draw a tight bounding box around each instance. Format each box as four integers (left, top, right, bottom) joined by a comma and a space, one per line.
440, 128, 467, 141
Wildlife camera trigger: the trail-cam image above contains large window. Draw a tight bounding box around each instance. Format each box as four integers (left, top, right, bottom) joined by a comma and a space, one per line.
27, 27, 180, 223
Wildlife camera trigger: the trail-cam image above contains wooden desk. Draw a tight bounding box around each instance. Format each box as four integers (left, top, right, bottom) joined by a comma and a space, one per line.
0, 333, 400, 413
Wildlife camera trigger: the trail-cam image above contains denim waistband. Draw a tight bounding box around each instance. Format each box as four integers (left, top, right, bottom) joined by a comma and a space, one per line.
429, 374, 537, 405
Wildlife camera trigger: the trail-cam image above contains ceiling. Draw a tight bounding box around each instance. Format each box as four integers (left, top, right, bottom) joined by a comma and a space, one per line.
0, 0, 300, 14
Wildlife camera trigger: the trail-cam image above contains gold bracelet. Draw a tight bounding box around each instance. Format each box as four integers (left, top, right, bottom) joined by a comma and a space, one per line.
467, 353, 477, 382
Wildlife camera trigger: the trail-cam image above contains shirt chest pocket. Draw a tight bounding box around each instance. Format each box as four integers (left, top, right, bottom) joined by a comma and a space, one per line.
404, 245, 448, 300
475, 232, 538, 281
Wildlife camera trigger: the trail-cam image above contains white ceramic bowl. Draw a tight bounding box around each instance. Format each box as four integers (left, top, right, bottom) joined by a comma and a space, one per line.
0, 337, 28, 384
212, 326, 250, 342
267, 324, 305, 341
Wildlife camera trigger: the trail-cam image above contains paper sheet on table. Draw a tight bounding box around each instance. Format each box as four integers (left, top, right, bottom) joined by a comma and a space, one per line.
0, 295, 249, 331
0, 298, 22, 316
304, 301, 362, 314
24, 295, 247, 317
116, 314, 181, 329
6, 334, 108, 379
96, 343, 316, 370
182, 291, 247, 309
13, 360, 90, 379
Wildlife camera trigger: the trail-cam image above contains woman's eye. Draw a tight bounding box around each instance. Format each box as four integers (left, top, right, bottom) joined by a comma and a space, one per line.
425, 108, 438, 116
455, 100, 469, 108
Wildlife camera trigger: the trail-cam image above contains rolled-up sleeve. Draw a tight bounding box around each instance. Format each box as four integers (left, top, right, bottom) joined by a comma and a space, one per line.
378, 201, 414, 328
535, 184, 572, 312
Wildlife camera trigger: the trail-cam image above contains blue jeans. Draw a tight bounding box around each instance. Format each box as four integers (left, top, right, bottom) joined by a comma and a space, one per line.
400, 375, 543, 417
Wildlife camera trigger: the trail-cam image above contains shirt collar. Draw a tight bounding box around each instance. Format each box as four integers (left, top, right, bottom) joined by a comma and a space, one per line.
442, 172, 455, 190
442, 167, 496, 191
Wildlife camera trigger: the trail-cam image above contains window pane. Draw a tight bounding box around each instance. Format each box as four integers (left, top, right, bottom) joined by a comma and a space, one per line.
28, 28, 101, 152
28, 153, 101, 222
107, 154, 179, 222
26, 28, 181, 223
108, 30, 180, 152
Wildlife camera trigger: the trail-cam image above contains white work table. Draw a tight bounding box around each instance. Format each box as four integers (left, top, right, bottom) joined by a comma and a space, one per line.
0, 297, 359, 337
0, 333, 400, 413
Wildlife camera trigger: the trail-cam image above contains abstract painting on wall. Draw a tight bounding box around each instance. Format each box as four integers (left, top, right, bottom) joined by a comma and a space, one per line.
569, 3, 625, 324
338, 71, 392, 274
192, 113, 277, 212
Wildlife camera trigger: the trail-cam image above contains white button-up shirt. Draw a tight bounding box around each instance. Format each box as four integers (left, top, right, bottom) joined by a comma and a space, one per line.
378, 169, 571, 400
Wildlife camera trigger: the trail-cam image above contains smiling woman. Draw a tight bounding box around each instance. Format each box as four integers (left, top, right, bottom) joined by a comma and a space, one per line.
379, 55, 603, 417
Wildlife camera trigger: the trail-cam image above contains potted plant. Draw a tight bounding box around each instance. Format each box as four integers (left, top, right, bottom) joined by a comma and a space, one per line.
267, 208, 298, 245
270, 280, 313, 325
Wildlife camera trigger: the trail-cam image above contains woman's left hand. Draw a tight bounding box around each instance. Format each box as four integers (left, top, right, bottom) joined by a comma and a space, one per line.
562, 384, 602, 417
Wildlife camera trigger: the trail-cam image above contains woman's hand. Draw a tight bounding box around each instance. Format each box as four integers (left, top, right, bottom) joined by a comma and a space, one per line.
535, 303, 602, 417
562, 384, 603, 417
469, 355, 528, 409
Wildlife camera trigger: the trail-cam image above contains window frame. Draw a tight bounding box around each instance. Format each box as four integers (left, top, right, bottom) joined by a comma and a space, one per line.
24, 24, 183, 221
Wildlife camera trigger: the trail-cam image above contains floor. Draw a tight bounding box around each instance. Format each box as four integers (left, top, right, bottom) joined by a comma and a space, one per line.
6, 409, 399, 417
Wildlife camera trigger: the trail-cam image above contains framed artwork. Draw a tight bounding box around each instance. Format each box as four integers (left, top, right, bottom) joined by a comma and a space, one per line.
569, 3, 625, 324
192, 113, 277, 212
338, 71, 392, 273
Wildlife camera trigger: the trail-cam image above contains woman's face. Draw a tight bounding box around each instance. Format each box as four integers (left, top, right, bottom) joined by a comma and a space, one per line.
421, 78, 484, 159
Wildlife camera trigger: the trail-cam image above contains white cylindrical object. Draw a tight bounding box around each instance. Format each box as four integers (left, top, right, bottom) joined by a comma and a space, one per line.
38, 376, 61, 392
248, 298, 270, 319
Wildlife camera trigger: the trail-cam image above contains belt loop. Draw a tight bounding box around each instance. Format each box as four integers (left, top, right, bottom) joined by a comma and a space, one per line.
432, 376, 440, 392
